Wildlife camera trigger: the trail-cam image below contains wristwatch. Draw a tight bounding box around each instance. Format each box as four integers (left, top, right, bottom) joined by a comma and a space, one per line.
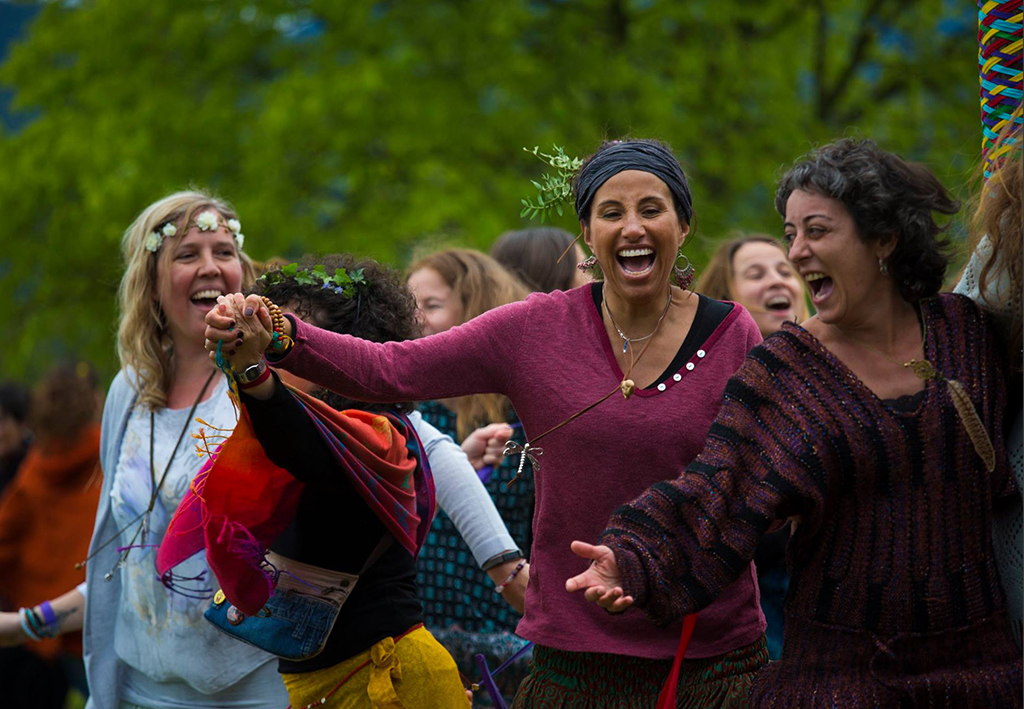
235, 358, 268, 386
481, 549, 524, 572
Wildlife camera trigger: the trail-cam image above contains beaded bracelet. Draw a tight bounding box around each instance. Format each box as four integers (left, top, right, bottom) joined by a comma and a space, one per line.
493, 559, 527, 596
260, 297, 294, 355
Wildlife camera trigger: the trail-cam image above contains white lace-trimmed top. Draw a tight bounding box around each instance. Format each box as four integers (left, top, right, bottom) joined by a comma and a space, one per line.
955, 235, 1023, 648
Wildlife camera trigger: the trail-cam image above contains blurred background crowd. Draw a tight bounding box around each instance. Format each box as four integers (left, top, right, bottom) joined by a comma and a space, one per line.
0, 1, 1017, 707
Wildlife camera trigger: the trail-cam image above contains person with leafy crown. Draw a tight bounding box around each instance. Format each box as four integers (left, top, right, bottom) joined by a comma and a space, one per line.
568, 138, 1023, 707
0, 194, 525, 709
0, 190, 291, 708
158, 253, 471, 707
208, 139, 770, 708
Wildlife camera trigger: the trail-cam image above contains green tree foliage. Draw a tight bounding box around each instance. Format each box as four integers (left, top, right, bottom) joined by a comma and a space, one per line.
0, 0, 978, 382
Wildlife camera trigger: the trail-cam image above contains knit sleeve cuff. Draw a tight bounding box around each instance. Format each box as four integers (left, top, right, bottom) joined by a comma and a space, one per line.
603, 535, 651, 609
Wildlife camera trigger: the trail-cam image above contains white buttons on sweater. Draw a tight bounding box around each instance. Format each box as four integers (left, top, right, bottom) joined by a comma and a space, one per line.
654, 350, 707, 393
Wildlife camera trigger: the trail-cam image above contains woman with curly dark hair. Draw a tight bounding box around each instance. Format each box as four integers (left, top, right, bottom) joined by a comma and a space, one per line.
570, 138, 1023, 706
161, 254, 476, 707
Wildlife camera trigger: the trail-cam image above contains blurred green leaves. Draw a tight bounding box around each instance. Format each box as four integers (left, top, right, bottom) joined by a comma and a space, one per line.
0, 0, 978, 383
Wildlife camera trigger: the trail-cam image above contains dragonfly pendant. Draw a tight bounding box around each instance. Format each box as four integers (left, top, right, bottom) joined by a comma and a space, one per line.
503, 440, 543, 489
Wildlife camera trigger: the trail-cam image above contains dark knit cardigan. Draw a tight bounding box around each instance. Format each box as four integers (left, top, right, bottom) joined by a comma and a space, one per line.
603, 294, 1022, 704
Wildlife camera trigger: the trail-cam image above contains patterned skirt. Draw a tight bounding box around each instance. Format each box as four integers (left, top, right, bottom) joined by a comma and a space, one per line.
433, 627, 532, 706
510, 635, 767, 709
750, 613, 1023, 708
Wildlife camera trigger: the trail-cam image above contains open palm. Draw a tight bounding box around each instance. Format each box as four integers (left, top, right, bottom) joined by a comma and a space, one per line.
565, 541, 634, 613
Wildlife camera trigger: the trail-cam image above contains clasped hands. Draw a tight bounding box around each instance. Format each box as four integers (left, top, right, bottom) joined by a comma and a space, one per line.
203, 295, 632, 613
204, 293, 275, 369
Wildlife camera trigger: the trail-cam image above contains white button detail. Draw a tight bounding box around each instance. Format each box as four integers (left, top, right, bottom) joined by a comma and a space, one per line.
697, 349, 706, 358
686, 362, 695, 371
673, 373, 682, 382
657, 383, 667, 392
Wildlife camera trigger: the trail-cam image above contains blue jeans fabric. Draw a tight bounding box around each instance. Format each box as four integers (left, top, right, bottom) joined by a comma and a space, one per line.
205, 591, 339, 661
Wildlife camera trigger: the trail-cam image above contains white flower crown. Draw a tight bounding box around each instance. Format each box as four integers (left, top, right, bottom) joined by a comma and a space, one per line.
144, 211, 246, 253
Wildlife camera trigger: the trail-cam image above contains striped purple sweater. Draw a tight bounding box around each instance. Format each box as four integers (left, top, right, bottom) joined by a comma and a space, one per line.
603, 293, 1022, 705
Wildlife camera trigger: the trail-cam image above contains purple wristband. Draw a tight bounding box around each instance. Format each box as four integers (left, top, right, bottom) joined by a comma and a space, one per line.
38, 600, 56, 628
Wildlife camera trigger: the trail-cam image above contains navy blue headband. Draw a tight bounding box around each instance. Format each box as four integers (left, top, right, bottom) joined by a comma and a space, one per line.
574, 141, 693, 225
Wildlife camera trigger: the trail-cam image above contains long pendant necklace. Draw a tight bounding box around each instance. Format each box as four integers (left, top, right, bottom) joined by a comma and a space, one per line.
604, 290, 673, 353
78, 371, 217, 578
830, 315, 995, 472
504, 290, 677, 487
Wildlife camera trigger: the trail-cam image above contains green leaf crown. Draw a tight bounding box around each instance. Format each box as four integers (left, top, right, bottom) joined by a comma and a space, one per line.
520, 145, 583, 223
258, 262, 367, 298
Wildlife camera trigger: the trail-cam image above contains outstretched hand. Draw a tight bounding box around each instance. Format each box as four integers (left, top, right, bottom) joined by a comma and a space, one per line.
204, 294, 273, 369
564, 541, 633, 613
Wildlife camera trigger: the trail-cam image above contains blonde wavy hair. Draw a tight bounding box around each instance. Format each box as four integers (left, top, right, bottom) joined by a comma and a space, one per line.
696, 233, 809, 322
968, 126, 1022, 372
117, 190, 256, 410
408, 248, 529, 439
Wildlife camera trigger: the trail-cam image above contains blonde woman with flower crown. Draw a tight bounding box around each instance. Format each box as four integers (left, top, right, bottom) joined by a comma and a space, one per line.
0, 191, 290, 708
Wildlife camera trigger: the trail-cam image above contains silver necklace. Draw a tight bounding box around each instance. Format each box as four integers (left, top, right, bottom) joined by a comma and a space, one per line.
603, 290, 673, 353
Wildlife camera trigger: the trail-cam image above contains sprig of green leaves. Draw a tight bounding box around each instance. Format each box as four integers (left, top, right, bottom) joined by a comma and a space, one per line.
259, 262, 367, 298
520, 145, 583, 223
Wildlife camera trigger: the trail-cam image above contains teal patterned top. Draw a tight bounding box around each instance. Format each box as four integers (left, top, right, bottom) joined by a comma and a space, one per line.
416, 400, 533, 633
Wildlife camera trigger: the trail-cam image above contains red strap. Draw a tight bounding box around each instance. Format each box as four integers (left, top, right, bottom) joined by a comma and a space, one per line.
238, 364, 271, 390
655, 613, 698, 709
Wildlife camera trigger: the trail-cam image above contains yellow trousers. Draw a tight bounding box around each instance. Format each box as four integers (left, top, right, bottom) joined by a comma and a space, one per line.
281, 625, 470, 709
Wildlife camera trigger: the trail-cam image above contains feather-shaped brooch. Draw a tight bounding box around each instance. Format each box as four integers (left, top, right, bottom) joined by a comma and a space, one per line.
907, 358, 996, 472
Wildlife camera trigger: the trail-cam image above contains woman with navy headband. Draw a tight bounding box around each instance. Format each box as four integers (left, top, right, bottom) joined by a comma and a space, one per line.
207, 139, 769, 707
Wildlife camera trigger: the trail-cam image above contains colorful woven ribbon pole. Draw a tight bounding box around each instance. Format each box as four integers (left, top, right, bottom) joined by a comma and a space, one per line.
978, 0, 1023, 176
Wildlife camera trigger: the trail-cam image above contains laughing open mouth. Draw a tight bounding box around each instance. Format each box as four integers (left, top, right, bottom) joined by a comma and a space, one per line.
804, 273, 833, 302
765, 295, 792, 311
190, 289, 223, 308
617, 247, 655, 275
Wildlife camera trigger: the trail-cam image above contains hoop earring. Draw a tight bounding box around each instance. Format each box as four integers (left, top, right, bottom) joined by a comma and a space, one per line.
577, 255, 600, 273
672, 252, 694, 289
878, 257, 889, 276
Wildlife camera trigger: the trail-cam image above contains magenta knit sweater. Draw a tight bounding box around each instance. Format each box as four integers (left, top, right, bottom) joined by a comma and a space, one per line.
273, 284, 766, 659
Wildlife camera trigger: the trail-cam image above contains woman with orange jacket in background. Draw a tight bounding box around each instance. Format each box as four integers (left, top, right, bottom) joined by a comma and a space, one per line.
0, 363, 102, 707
